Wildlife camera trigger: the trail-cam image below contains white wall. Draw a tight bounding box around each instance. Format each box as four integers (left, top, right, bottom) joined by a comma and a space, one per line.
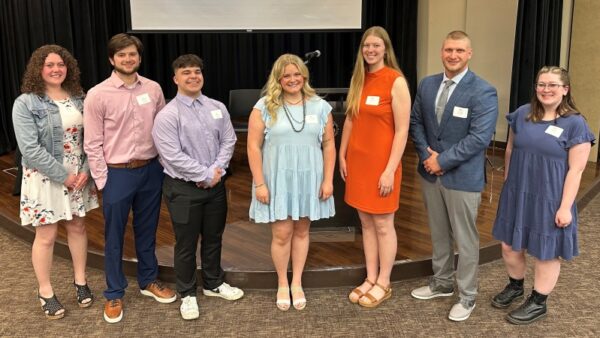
570, 0, 600, 162
417, 0, 518, 143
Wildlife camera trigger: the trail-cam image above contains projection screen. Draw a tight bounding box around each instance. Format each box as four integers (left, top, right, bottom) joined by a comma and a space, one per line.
127, 0, 363, 32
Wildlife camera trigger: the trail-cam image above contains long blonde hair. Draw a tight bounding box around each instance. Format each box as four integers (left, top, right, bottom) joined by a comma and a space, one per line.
262, 54, 316, 122
345, 26, 402, 118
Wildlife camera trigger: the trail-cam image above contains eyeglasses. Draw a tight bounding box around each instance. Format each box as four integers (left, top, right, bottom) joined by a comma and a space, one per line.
535, 82, 566, 90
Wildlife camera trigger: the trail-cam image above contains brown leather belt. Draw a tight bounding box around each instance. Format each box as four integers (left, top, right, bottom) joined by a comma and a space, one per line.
107, 158, 154, 169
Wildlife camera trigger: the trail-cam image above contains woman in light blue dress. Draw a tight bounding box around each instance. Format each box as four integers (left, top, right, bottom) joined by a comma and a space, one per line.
247, 54, 335, 311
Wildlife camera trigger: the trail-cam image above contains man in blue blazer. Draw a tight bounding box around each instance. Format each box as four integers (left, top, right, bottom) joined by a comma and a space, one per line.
409, 31, 498, 321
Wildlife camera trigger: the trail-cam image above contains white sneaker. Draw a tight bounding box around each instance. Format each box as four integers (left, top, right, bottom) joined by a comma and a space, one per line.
202, 282, 244, 301
411, 285, 454, 300
448, 301, 476, 322
180, 296, 199, 320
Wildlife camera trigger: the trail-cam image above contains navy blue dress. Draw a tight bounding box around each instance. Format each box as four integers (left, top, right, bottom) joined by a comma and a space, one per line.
492, 104, 595, 260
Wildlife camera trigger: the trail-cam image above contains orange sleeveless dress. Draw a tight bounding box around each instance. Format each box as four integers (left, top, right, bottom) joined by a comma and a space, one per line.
344, 67, 402, 214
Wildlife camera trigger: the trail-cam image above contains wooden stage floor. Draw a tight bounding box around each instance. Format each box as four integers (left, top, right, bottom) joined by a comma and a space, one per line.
2, 139, 599, 288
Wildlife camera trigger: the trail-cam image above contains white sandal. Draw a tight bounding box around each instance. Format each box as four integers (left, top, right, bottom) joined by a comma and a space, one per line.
291, 286, 306, 310
276, 287, 291, 311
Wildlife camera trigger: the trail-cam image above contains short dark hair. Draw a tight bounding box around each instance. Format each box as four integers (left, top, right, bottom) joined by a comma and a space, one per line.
107, 33, 143, 58
172, 54, 204, 73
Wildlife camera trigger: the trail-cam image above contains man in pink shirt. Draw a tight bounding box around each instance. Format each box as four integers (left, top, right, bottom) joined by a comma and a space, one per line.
84, 33, 175, 324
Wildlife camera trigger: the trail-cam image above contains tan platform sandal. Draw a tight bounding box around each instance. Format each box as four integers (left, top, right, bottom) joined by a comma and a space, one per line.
358, 282, 392, 308
348, 278, 375, 304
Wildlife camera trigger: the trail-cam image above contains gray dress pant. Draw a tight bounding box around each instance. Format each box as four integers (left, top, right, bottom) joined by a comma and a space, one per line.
421, 177, 481, 302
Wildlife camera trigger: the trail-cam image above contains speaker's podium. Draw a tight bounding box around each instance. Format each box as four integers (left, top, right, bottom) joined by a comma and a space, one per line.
310, 88, 361, 233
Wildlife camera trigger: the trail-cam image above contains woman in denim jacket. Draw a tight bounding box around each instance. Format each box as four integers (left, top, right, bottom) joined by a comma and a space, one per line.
12, 45, 99, 319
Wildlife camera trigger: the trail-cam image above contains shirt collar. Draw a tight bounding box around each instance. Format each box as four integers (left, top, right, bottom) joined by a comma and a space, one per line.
109, 71, 143, 88
176, 92, 204, 107
443, 67, 469, 84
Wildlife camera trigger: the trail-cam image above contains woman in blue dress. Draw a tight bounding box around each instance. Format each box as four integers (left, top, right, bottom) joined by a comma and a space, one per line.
491, 66, 595, 324
247, 54, 336, 311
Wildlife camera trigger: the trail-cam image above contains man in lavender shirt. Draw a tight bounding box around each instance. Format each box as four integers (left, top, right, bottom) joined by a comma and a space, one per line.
152, 54, 243, 320
84, 33, 176, 324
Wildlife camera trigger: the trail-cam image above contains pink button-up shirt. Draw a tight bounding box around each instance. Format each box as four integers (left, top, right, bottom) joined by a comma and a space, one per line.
83, 72, 166, 189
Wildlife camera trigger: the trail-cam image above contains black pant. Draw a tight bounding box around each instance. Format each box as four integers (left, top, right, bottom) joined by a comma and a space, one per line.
163, 175, 227, 297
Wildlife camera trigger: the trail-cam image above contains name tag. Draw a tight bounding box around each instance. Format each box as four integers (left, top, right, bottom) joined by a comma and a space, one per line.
545, 125, 563, 138
453, 106, 469, 118
211, 109, 223, 119
305, 114, 319, 124
136, 93, 151, 105
365, 96, 380, 106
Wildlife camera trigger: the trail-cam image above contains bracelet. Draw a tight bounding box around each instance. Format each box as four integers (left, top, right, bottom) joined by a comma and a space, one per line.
254, 183, 265, 188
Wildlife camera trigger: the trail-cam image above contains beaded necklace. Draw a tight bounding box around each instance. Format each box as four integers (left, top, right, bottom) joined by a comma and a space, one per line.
282, 95, 306, 132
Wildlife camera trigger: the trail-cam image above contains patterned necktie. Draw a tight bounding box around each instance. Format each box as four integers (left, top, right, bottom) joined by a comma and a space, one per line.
436, 80, 454, 124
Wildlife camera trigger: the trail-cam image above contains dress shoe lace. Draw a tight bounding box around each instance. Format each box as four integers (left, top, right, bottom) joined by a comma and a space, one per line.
151, 281, 166, 291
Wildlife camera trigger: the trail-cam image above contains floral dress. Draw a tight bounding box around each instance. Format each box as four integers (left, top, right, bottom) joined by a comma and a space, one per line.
20, 99, 99, 226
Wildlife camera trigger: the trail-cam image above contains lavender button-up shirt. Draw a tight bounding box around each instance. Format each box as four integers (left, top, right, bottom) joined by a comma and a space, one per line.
152, 93, 237, 184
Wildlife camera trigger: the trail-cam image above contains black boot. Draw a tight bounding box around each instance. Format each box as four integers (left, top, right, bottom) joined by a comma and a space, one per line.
506, 290, 548, 325
491, 277, 524, 308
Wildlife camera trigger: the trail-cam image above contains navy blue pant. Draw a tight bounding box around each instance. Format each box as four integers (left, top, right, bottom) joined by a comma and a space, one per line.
102, 158, 164, 300
162, 176, 227, 297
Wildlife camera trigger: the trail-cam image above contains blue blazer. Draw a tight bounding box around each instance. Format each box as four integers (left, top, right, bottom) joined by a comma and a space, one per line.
410, 70, 498, 192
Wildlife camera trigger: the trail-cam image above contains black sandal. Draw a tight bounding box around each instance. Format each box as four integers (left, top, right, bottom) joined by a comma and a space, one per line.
74, 282, 94, 308
38, 291, 65, 319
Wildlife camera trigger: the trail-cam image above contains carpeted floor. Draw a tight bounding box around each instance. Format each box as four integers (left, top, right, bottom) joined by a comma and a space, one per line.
1, 196, 599, 338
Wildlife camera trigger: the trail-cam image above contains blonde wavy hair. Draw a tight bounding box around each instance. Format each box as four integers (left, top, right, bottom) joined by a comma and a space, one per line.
262, 54, 316, 122
345, 26, 402, 118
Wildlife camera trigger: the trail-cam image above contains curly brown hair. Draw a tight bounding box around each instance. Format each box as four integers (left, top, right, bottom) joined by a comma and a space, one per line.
20, 44, 83, 96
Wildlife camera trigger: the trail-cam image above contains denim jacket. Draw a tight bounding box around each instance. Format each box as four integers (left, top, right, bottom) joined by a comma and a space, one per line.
12, 93, 89, 183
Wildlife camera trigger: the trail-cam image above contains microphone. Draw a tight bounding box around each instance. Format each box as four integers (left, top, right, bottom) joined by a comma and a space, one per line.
304, 50, 321, 64
304, 50, 321, 59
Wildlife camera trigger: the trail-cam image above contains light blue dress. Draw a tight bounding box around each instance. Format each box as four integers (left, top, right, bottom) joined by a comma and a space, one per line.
249, 96, 336, 223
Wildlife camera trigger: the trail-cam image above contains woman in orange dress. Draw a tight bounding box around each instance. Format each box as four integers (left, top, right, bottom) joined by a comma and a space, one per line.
339, 26, 411, 307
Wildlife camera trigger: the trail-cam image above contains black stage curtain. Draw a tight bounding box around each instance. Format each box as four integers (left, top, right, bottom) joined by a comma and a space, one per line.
0, 0, 418, 155
509, 0, 563, 113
